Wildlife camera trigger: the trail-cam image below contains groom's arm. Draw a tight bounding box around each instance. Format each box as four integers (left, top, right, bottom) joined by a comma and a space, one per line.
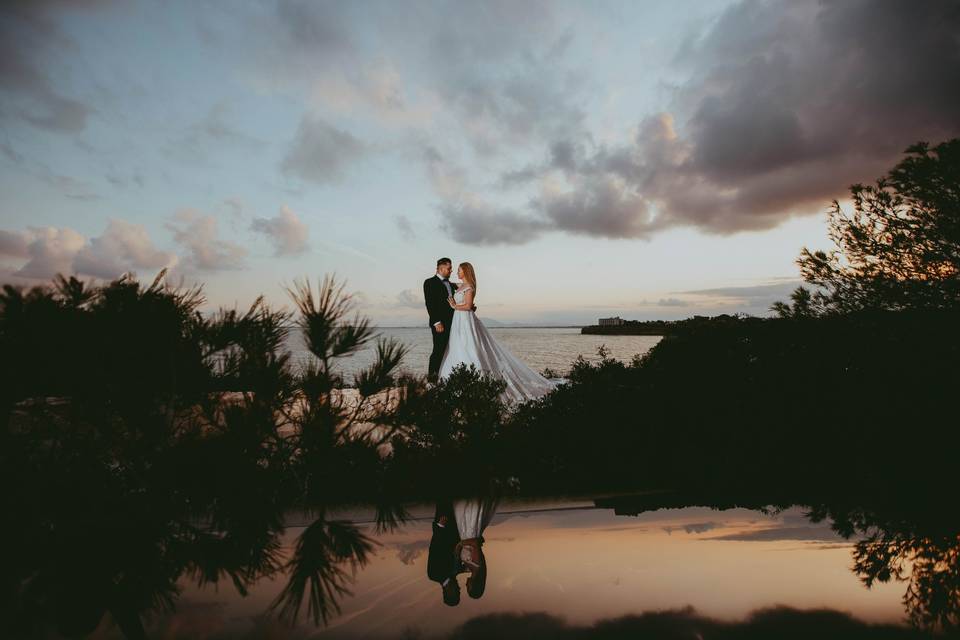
423, 279, 443, 329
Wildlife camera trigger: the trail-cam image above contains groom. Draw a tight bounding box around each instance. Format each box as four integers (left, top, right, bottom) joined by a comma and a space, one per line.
423, 257, 456, 380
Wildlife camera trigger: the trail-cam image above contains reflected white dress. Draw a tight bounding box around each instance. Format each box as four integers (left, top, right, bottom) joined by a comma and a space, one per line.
438, 285, 559, 403
453, 493, 501, 569
453, 493, 500, 540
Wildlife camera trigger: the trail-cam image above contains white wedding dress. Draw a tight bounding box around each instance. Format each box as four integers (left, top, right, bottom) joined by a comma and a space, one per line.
438, 285, 559, 403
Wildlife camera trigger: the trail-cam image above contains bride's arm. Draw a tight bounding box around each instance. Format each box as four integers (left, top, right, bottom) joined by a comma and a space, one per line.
448, 289, 475, 310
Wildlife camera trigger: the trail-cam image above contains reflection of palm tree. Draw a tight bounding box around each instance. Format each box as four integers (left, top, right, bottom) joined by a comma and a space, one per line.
2, 270, 425, 637
269, 515, 376, 626
808, 504, 960, 632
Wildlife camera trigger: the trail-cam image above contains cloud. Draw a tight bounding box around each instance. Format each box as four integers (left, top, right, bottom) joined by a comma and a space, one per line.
707, 525, 852, 543
421, 144, 468, 201
419, 1, 586, 156
280, 113, 366, 184
0, 220, 176, 282
0, 139, 101, 199
73, 219, 178, 279
394, 215, 414, 241
666, 279, 806, 316
273, 0, 353, 58
250, 205, 309, 256
1, 226, 86, 280
165, 209, 247, 271
440, 200, 547, 246
0, 1, 112, 134
656, 298, 690, 307
533, 173, 665, 240
663, 521, 721, 535
678, 280, 803, 304
394, 540, 428, 565
456, 0, 960, 244
394, 289, 422, 310
164, 102, 266, 164
223, 197, 245, 218
423, 133, 545, 246
105, 169, 145, 190
0, 229, 31, 258
38, 173, 100, 201
228, 0, 589, 157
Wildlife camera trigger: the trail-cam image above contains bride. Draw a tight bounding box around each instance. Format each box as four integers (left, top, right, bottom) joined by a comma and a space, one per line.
437, 262, 560, 403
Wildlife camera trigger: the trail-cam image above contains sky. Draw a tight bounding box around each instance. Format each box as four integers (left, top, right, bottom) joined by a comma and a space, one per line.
2, 0, 959, 326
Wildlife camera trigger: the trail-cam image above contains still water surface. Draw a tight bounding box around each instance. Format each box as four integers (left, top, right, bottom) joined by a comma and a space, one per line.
286, 327, 662, 379
107, 499, 912, 639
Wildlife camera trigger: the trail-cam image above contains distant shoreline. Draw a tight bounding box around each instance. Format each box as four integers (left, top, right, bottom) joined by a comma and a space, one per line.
370, 325, 586, 330
580, 314, 742, 336
581, 326, 666, 335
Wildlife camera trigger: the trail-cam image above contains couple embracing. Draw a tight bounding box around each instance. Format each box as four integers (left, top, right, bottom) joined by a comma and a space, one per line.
422, 257, 558, 403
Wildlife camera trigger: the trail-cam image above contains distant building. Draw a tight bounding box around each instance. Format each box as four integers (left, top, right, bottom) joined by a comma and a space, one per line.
598, 316, 625, 326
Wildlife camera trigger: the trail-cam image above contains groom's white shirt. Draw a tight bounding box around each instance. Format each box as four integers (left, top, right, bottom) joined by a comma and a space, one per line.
434, 273, 452, 328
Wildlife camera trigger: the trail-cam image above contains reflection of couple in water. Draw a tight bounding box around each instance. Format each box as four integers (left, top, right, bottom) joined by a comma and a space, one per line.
427, 492, 501, 606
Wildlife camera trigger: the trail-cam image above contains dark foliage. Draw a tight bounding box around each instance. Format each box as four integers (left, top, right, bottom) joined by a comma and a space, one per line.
0, 271, 428, 637
775, 138, 960, 316
505, 310, 960, 497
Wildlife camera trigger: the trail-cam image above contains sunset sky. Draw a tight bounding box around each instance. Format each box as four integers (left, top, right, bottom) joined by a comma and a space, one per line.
2, 0, 958, 325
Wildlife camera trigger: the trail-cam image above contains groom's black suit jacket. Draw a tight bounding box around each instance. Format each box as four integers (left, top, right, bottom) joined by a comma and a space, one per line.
423, 275, 457, 328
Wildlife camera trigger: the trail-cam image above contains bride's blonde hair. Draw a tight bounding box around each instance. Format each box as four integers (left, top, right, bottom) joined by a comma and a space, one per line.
459, 262, 477, 294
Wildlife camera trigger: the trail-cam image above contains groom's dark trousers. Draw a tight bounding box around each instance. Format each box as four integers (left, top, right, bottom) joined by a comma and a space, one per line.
424, 275, 456, 378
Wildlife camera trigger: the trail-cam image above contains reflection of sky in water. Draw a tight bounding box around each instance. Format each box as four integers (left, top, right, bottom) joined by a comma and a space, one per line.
146, 503, 905, 638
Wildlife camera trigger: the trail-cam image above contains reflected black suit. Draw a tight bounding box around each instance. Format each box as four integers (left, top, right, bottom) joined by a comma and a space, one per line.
427, 501, 462, 585
424, 275, 457, 377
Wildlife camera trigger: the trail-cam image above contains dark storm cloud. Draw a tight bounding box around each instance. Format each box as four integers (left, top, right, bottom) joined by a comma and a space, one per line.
280, 113, 366, 184
474, 0, 960, 244
0, 1, 113, 133
533, 173, 667, 239
439, 201, 547, 246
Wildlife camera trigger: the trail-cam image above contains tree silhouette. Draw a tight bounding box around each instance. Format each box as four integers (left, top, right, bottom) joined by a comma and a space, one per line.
774, 138, 960, 316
